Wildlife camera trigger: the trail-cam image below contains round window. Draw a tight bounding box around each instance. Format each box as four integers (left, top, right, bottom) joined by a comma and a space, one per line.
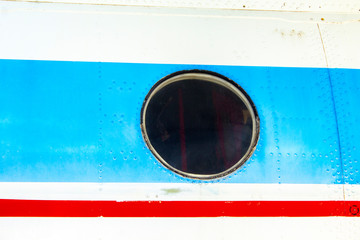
141, 70, 259, 179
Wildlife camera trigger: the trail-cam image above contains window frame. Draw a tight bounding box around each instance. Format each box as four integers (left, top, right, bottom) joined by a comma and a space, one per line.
141, 69, 260, 180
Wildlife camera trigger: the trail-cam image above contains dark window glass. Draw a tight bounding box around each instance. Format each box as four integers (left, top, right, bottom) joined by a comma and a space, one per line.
142, 71, 258, 179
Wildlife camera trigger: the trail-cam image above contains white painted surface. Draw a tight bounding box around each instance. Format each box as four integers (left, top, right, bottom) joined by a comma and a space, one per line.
318, 22, 360, 69
0, 1, 359, 68
4, 0, 360, 13
0, 217, 359, 240
0, 183, 348, 200
345, 184, 360, 200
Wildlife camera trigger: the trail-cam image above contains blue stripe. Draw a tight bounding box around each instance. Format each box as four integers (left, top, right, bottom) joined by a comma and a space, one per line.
0, 59, 359, 184
330, 68, 360, 184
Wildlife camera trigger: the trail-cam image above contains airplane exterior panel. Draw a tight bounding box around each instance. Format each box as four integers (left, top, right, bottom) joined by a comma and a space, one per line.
1, 217, 360, 240
0, 60, 354, 184
330, 69, 360, 189
0, 1, 336, 67
0, 1, 360, 239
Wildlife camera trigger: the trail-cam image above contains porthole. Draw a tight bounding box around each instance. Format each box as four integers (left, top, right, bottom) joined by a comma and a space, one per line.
141, 70, 259, 180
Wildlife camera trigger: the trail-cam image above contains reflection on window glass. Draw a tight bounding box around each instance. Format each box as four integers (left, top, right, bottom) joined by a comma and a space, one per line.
142, 71, 258, 179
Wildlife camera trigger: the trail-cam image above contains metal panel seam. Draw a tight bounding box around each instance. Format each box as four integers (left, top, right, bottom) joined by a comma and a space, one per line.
317, 23, 345, 195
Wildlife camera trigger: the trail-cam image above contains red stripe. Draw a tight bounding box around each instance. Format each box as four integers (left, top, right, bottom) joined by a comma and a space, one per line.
178, 88, 187, 171
0, 200, 359, 217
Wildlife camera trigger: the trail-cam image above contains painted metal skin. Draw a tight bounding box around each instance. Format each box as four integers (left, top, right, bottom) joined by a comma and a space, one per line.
0, 60, 359, 184
0, 0, 360, 239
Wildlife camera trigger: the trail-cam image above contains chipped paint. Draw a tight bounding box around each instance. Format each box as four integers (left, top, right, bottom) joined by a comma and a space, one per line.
274, 28, 305, 38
